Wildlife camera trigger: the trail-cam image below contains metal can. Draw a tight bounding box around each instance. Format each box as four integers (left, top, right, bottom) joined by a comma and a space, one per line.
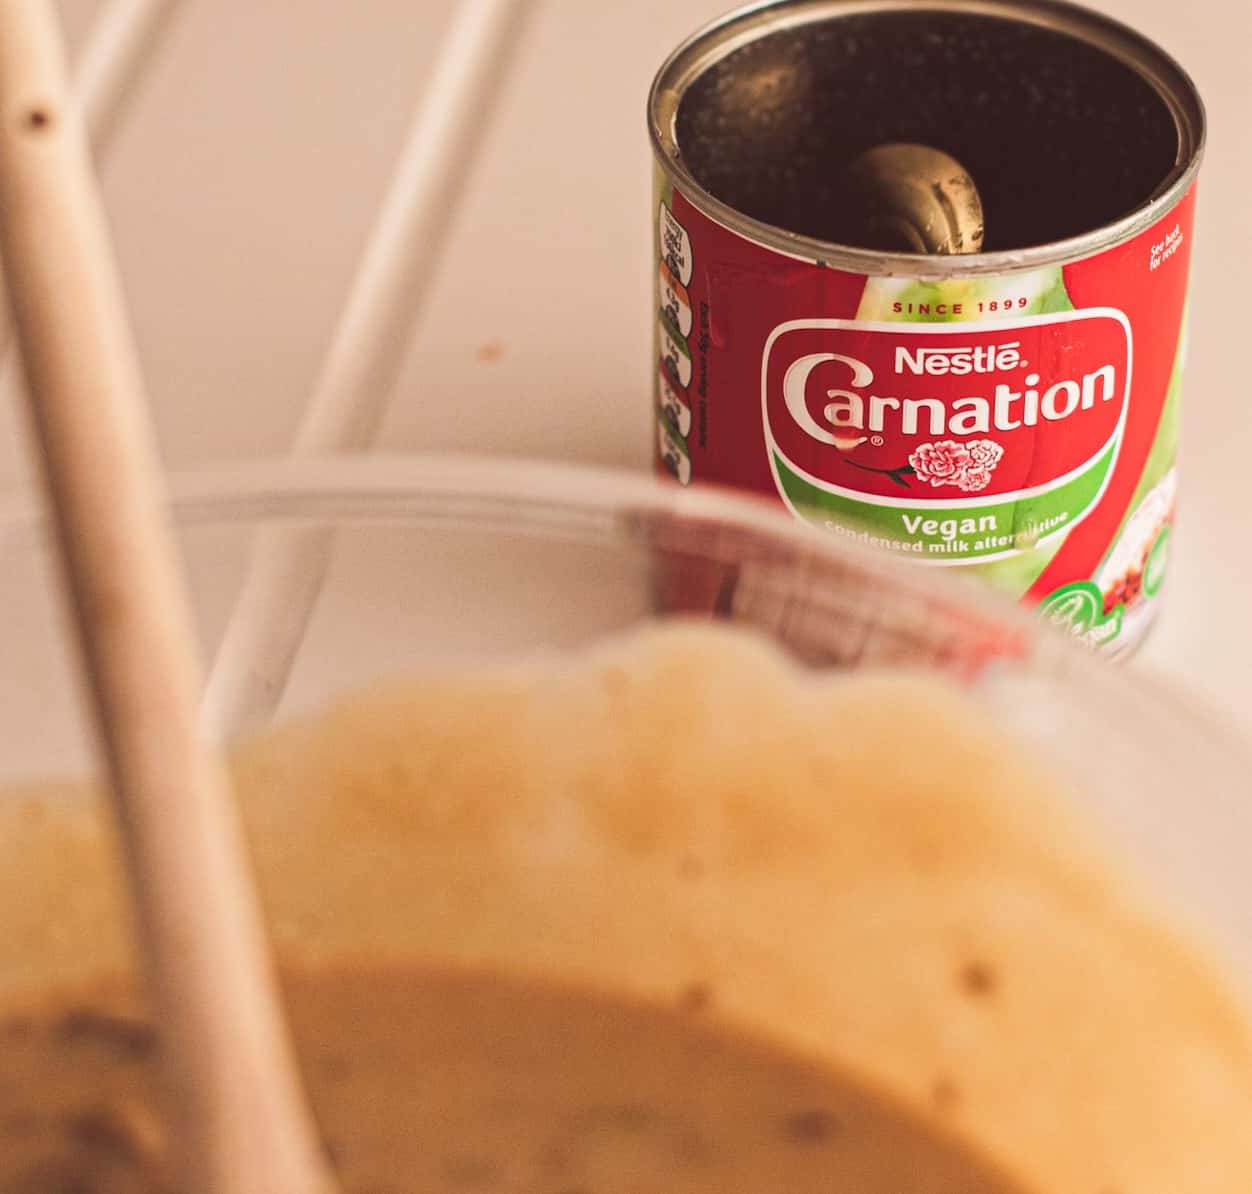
648, 0, 1204, 654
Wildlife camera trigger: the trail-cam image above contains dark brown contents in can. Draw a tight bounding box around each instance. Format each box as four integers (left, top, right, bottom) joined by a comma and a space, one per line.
675, 11, 1180, 252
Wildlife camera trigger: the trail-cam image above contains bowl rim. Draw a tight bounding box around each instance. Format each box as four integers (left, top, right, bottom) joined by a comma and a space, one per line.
1, 450, 1031, 609
2, 452, 1247, 765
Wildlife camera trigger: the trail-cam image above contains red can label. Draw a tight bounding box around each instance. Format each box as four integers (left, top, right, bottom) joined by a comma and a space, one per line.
653, 171, 1196, 652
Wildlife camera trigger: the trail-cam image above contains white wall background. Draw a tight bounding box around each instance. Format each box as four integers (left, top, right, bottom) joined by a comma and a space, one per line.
2, 0, 1250, 713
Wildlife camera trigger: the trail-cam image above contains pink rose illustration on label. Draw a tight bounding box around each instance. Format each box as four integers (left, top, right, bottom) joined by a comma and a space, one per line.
968, 440, 1005, 469
909, 440, 971, 486
958, 465, 994, 492
909, 439, 1004, 493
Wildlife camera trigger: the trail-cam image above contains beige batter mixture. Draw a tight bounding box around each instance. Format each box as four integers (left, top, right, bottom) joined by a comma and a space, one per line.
0, 623, 1250, 1192
0, 966, 1029, 1193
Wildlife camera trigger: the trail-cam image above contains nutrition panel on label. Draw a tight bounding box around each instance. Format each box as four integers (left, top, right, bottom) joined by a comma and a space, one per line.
656, 200, 695, 486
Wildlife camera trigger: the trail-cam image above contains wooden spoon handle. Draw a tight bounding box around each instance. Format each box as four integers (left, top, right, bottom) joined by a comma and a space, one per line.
0, 3, 333, 1190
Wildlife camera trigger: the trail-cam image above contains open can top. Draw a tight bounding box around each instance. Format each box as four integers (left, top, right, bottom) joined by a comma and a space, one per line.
649, 0, 1205, 278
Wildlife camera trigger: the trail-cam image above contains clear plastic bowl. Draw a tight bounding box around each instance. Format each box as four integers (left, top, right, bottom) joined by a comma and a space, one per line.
2, 450, 1252, 1186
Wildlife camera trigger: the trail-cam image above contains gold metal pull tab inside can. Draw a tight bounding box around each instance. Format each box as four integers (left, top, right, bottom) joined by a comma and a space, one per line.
843, 143, 985, 255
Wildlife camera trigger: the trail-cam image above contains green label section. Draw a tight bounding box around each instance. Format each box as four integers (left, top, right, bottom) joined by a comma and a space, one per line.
1039, 581, 1124, 644
775, 436, 1117, 563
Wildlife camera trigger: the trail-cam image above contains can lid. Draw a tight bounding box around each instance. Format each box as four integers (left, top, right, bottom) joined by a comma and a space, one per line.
843, 144, 985, 256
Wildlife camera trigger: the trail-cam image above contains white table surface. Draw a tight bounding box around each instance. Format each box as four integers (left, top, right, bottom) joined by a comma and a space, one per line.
3, 0, 1250, 730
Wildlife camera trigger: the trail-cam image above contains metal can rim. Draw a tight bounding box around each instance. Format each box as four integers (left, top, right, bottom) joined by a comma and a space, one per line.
648, 0, 1206, 279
